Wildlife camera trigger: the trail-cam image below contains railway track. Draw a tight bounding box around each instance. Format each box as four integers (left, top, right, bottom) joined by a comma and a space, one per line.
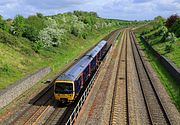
130, 31, 171, 125
4, 29, 120, 125
109, 30, 129, 124
11, 88, 54, 125
67, 29, 179, 125
45, 30, 121, 125
2, 29, 174, 125
10, 54, 77, 124
109, 29, 172, 125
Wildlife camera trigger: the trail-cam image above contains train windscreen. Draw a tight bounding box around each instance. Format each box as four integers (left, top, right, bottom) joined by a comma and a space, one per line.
55, 82, 73, 94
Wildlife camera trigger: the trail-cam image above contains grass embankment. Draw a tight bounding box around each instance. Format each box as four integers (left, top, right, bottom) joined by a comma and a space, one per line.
135, 23, 180, 68
153, 38, 180, 68
1, 11, 144, 89
134, 24, 180, 111
0, 27, 118, 89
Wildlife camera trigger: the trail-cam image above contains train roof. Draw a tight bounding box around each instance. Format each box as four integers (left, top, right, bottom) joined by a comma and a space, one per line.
56, 40, 107, 82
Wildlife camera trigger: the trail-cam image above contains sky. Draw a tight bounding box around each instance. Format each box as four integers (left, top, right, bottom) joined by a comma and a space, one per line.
0, 0, 180, 20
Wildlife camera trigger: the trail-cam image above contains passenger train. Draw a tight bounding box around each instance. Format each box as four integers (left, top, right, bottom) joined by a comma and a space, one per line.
54, 40, 108, 103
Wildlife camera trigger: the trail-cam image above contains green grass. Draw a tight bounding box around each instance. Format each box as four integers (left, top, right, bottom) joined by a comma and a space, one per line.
0, 26, 119, 89
135, 35, 180, 111
0, 27, 121, 115
0, 11, 143, 90
147, 36, 180, 68
143, 28, 161, 37
134, 22, 154, 34
134, 22, 180, 68
153, 38, 180, 68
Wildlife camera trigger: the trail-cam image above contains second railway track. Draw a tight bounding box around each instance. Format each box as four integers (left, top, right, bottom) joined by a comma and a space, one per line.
109, 29, 172, 125
109, 30, 129, 124
130, 31, 171, 125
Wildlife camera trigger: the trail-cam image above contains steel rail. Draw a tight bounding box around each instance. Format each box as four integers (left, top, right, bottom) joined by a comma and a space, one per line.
109, 29, 129, 125
129, 31, 171, 125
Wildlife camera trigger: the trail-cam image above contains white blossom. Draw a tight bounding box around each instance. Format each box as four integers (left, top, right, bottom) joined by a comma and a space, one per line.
38, 18, 66, 47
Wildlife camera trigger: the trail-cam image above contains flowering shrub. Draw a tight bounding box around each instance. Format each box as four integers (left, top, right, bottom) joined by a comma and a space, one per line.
38, 18, 66, 48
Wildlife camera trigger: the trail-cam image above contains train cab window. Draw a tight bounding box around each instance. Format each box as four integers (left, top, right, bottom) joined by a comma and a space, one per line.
55, 83, 73, 94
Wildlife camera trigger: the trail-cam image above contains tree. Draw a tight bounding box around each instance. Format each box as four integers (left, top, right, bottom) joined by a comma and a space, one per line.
22, 15, 45, 41
38, 18, 66, 48
160, 26, 168, 36
0, 15, 10, 31
154, 16, 165, 27
6, 18, 12, 22
0, 15, 3, 21
11, 15, 26, 36
165, 14, 179, 29
170, 19, 180, 37
71, 27, 79, 36
164, 43, 173, 53
22, 25, 39, 41
36, 13, 43, 18
160, 31, 177, 43
89, 12, 98, 17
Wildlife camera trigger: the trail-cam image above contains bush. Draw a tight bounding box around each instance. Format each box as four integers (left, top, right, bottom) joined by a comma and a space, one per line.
36, 13, 43, 18
38, 18, 66, 48
0, 29, 20, 45
174, 28, 180, 37
0, 21, 9, 31
71, 27, 79, 37
11, 15, 26, 37
22, 25, 38, 41
0, 64, 14, 75
81, 32, 88, 39
24, 15, 45, 41
170, 19, 180, 37
165, 32, 176, 43
32, 41, 44, 53
164, 43, 173, 53
165, 14, 179, 29
154, 16, 165, 27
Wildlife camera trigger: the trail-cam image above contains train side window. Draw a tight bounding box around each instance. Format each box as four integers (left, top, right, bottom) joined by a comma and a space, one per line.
83, 67, 89, 81
91, 58, 96, 72
75, 77, 81, 94
92, 58, 96, 66
77, 77, 81, 87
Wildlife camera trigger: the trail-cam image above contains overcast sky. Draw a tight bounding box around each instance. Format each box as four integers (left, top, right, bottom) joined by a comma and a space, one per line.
0, 0, 180, 20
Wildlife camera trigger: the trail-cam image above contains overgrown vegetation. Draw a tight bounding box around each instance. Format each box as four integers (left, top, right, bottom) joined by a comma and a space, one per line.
0, 11, 138, 52
135, 14, 180, 67
134, 15, 180, 111
0, 11, 142, 89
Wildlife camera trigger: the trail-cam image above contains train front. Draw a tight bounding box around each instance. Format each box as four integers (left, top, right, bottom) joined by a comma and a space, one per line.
54, 80, 75, 103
